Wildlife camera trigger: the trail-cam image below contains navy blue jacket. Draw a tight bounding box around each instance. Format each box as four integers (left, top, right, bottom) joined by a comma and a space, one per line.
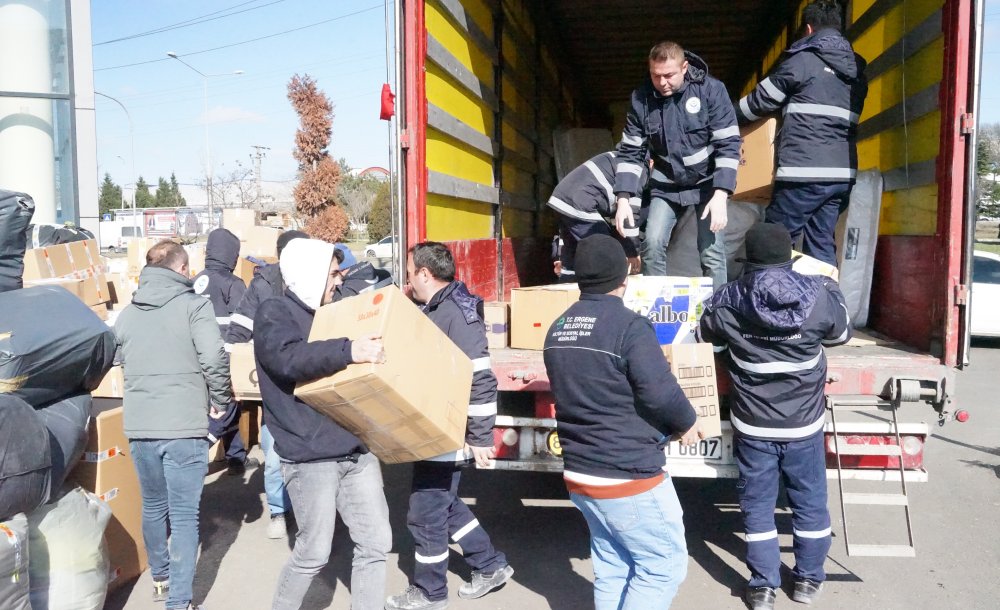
615, 51, 741, 206
543, 294, 696, 480
226, 263, 282, 344
193, 228, 245, 341
421, 281, 497, 454
253, 291, 366, 463
737, 28, 868, 184
699, 263, 852, 441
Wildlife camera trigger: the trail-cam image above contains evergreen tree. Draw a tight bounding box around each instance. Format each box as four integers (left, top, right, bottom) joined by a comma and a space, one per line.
135, 176, 155, 208
367, 181, 392, 241
169, 172, 187, 207
98, 173, 123, 216
155, 177, 173, 207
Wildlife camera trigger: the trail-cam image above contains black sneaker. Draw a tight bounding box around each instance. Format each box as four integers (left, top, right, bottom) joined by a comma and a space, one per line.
152, 580, 169, 602
226, 457, 260, 476
745, 586, 776, 610
384, 585, 447, 610
792, 579, 823, 604
458, 564, 514, 600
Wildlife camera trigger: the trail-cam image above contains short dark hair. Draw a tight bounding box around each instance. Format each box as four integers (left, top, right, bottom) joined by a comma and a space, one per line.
649, 41, 685, 63
146, 240, 188, 270
333, 247, 345, 265
409, 241, 455, 282
802, 1, 843, 32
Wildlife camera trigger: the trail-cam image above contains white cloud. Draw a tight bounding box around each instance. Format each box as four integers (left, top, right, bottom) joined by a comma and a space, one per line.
200, 106, 266, 125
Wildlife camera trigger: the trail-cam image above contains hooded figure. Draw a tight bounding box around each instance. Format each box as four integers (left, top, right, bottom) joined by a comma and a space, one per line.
193, 228, 246, 339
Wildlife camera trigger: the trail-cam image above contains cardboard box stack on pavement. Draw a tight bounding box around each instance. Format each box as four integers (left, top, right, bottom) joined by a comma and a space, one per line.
67, 399, 146, 591
509, 284, 581, 350
734, 117, 778, 204
661, 343, 722, 438
296, 285, 472, 464
483, 301, 510, 350
623, 276, 714, 345
22, 239, 112, 310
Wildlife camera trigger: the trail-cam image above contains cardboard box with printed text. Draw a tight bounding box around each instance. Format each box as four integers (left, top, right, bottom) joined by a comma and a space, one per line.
661, 343, 722, 438
295, 285, 472, 464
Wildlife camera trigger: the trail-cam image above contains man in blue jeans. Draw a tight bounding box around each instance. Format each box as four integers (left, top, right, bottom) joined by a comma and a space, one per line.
543, 235, 702, 609
699, 223, 852, 609
116, 240, 233, 610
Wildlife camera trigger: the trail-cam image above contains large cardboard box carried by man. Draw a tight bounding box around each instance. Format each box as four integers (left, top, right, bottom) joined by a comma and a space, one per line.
295, 285, 472, 464
734, 118, 778, 204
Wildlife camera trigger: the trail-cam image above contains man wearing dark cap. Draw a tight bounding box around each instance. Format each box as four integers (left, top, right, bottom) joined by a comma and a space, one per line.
543, 234, 702, 610
699, 223, 851, 609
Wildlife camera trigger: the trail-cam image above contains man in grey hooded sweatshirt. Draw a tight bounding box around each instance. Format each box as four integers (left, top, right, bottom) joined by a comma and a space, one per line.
115, 240, 232, 610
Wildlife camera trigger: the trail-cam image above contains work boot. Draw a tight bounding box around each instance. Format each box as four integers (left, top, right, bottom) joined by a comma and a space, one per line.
267, 514, 287, 539
745, 586, 776, 610
227, 457, 260, 476
152, 580, 169, 603
384, 585, 448, 610
792, 579, 824, 604
458, 564, 514, 600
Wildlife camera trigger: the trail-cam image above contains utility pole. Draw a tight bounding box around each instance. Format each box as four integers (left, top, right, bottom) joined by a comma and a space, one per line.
250, 145, 270, 207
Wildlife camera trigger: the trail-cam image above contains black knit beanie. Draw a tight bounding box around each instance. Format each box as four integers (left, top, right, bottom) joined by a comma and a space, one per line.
276, 230, 308, 256
575, 235, 629, 294
744, 222, 792, 267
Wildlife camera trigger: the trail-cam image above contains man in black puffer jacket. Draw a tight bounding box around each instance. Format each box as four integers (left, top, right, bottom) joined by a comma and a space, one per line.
699, 223, 851, 610
736, 1, 868, 266
193, 228, 254, 476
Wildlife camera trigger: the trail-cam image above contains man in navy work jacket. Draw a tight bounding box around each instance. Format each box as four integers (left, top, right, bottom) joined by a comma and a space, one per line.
385, 241, 512, 610
253, 237, 390, 610
614, 41, 741, 288
736, 0, 868, 266
543, 234, 702, 609
192, 228, 257, 476
546, 151, 646, 281
699, 222, 851, 610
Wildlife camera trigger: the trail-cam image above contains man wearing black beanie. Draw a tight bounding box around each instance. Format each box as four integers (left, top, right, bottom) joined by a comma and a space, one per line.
700, 222, 852, 609
543, 234, 702, 609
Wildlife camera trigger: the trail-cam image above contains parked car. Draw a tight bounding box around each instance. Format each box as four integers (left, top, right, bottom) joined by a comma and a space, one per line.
971, 250, 1000, 338
364, 235, 396, 258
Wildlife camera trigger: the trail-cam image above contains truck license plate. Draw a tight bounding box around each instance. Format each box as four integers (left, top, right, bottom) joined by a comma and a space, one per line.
665, 437, 723, 461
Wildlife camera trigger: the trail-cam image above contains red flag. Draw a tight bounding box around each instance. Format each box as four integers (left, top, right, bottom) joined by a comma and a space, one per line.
379, 83, 395, 120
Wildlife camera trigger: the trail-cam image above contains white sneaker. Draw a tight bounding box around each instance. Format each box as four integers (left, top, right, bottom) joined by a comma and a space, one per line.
267, 514, 287, 539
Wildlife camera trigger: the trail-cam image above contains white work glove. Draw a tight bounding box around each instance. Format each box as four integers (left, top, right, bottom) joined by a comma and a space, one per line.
701, 190, 729, 233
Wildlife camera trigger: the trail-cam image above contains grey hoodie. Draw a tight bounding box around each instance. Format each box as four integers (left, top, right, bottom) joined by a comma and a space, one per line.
115, 265, 232, 439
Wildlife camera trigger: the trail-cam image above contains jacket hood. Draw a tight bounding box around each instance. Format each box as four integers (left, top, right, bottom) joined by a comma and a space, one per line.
206, 228, 241, 272
712, 264, 821, 332
279, 238, 335, 311
132, 266, 193, 310
683, 50, 708, 84
788, 28, 866, 81
424, 280, 482, 323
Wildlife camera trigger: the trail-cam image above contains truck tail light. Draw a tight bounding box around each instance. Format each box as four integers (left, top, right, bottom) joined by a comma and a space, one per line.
492, 427, 519, 459
825, 433, 924, 470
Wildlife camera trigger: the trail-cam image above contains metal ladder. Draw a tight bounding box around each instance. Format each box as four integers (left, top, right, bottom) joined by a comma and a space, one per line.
827, 394, 916, 557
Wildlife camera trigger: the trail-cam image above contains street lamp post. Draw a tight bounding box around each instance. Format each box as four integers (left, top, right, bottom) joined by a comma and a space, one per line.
95, 91, 137, 242
166, 52, 243, 231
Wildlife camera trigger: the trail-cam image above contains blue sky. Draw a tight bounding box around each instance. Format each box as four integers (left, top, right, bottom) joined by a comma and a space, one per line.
91, 0, 395, 198
982, 0, 1000, 125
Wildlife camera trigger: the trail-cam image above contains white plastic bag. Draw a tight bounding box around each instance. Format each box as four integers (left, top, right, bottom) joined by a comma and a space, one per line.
0, 513, 30, 610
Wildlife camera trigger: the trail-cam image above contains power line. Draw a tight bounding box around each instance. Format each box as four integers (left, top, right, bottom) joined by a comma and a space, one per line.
94, 4, 382, 72
93, 0, 285, 46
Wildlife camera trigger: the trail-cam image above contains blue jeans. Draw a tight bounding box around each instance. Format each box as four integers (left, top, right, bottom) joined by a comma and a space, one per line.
734, 431, 831, 589
642, 197, 728, 290
272, 453, 391, 610
129, 438, 210, 610
570, 477, 688, 610
259, 425, 290, 517
767, 182, 851, 266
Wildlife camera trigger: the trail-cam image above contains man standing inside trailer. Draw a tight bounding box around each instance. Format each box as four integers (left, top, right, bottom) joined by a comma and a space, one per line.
736, 0, 868, 266
614, 41, 741, 289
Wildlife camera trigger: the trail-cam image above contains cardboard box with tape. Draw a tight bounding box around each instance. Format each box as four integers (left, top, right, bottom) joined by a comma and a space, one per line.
483, 301, 509, 350
67, 399, 146, 591
734, 117, 778, 204
509, 284, 581, 350
295, 285, 472, 464
661, 343, 722, 438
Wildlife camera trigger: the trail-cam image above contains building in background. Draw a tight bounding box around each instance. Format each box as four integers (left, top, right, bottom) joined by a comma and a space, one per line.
0, 0, 98, 234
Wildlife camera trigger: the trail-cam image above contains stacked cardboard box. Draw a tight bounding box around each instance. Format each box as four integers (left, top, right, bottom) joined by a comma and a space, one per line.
21, 240, 112, 313
222, 208, 258, 239
483, 301, 510, 350
67, 400, 146, 591
734, 118, 778, 204
239, 226, 283, 259
296, 285, 472, 464
126, 237, 165, 279
509, 285, 581, 350
661, 343, 722, 438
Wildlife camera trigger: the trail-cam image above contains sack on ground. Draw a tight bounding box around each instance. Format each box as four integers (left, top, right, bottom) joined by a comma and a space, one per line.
0, 513, 31, 610
0, 285, 116, 406
27, 486, 110, 610
0, 396, 52, 521
0, 190, 35, 294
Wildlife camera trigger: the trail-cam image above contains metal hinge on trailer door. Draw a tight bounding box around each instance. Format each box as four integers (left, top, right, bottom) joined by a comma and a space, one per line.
400, 130, 410, 150
955, 283, 969, 306
960, 113, 975, 135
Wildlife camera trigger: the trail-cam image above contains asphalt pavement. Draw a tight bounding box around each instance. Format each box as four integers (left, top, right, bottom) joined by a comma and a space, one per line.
106, 340, 1000, 610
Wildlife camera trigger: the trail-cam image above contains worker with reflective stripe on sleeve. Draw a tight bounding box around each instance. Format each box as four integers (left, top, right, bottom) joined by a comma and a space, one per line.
385, 242, 513, 610
546, 151, 646, 280
698, 223, 851, 610
192, 227, 256, 476
736, 1, 868, 266
614, 40, 741, 289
